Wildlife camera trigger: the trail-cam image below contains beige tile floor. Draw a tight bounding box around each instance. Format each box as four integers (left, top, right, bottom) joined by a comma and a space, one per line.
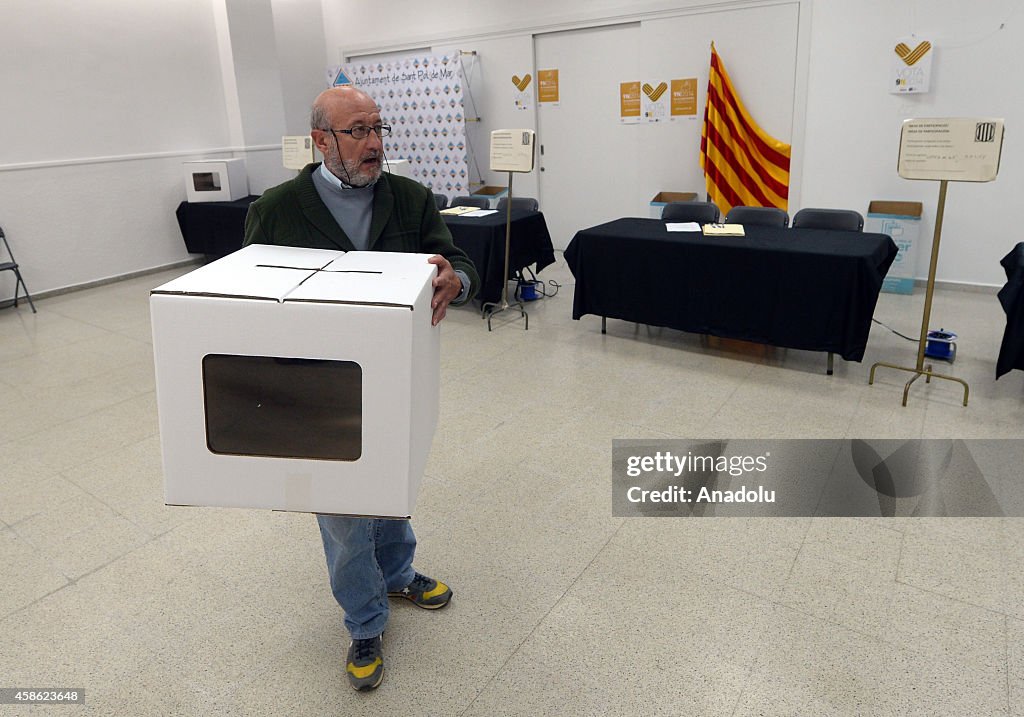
1, 254, 1022, 716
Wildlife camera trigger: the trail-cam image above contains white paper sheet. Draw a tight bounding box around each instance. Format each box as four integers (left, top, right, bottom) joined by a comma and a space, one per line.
666, 222, 702, 232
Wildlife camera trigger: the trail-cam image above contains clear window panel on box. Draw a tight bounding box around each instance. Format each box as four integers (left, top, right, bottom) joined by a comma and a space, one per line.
202, 355, 361, 461
192, 172, 222, 191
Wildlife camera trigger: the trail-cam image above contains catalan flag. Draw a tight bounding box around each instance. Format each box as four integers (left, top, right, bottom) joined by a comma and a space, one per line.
700, 43, 791, 214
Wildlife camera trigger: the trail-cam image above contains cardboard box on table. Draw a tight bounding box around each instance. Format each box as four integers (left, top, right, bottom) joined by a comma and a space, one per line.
183, 158, 249, 202
865, 200, 922, 294
470, 185, 508, 208
649, 191, 698, 219
150, 245, 439, 518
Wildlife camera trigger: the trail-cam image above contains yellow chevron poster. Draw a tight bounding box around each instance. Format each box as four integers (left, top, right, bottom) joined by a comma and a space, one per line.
891, 37, 933, 94
512, 73, 533, 111
642, 80, 669, 122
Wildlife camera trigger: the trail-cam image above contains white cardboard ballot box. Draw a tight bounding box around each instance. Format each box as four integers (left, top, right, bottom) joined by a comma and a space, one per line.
150, 244, 440, 518
183, 158, 249, 202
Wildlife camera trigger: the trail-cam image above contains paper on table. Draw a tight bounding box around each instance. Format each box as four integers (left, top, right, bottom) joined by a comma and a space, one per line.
439, 205, 477, 216
666, 222, 702, 232
702, 223, 745, 236
460, 209, 499, 218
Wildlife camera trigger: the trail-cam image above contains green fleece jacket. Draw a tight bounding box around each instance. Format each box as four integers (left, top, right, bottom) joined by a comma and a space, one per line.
243, 163, 479, 304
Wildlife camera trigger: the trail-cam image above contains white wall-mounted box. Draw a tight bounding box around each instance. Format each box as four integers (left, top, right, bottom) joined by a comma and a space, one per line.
183, 158, 250, 202
150, 245, 440, 518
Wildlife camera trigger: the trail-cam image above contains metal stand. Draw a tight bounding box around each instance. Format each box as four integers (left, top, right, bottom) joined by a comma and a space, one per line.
481, 171, 528, 331
869, 180, 969, 406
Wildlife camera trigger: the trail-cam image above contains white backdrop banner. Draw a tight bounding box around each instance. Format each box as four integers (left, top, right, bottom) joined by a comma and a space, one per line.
328, 54, 469, 199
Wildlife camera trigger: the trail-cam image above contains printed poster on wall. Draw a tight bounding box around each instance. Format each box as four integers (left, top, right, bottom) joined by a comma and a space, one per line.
670, 78, 698, 120
538, 69, 559, 106
620, 81, 641, 124
326, 54, 470, 199
642, 81, 668, 122
891, 37, 933, 94
512, 73, 533, 111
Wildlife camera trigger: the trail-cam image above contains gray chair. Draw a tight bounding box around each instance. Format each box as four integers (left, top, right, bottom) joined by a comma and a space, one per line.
450, 196, 490, 210
792, 208, 864, 232
433, 193, 448, 210
725, 206, 789, 228
791, 207, 863, 376
661, 201, 720, 224
0, 226, 36, 313
496, 197, 539, 213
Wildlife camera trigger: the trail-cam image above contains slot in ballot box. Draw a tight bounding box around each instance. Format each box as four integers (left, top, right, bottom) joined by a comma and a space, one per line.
150, 245, 440, 518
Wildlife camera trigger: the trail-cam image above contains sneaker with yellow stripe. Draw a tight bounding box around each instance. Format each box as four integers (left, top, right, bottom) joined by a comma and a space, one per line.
388, 573, 452, 609
346, 634, 384, 691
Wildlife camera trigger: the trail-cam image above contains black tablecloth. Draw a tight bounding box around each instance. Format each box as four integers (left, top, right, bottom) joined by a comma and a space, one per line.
443, 209, 556, 305
176, 196, 260, 257
996, 242, 1024, 378
564, 218, 898, 362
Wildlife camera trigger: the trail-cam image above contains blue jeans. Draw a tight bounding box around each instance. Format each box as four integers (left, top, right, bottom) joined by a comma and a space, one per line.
316, 515, 417, 640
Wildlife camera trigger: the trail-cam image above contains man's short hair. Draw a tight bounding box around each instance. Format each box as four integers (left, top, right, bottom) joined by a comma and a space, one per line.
310, 103, 328, 131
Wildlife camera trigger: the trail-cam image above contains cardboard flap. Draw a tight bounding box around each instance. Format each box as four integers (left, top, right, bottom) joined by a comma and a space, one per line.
651, 191, 698, 204
285, 251, 436, 306
152, 245, 345, 300
153, 265, 316, 301
289, 268, 430, 307
325, 251, 436, 276
233, 244, 344, 268
867, 200, 922, 218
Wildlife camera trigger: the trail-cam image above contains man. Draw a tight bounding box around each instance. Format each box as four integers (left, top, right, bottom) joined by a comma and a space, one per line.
243, 86, 479, 691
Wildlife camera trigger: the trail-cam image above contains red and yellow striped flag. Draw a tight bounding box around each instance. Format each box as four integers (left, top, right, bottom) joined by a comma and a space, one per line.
700, 44, 791, 214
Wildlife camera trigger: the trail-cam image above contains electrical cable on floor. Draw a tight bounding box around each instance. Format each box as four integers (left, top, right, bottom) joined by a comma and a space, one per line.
541, 279, 561, 298
512, 268, 561, 301
872, 317, 919, 342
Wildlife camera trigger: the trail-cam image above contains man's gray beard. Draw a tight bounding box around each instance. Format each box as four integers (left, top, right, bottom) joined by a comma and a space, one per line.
326, 155, 381, 188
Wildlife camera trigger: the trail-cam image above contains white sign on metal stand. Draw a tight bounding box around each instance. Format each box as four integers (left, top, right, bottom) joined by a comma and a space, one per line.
870, 118, 1005, 406
482, 129, 537, 331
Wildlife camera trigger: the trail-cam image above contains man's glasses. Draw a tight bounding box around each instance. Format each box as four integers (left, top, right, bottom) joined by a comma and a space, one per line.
322, 125, 392, 140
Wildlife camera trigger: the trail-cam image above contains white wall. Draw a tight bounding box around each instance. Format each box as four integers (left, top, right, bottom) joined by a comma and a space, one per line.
0, 0, 327, 302
802, 0, 1022, 287
0, 0, 230, 298
325, 0, 1022, 287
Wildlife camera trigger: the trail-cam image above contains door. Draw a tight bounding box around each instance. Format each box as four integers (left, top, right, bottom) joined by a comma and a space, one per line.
534, 23, 642, 249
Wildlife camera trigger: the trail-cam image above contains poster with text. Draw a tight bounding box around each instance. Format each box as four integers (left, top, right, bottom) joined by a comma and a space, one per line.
538, 69, 559, 106
642, 81, 668, 122
670, 78, 698, 120
891, 37, 933, 94
512, 73, 533, 111
327, 54, 469, 199
620, 81, 641, 123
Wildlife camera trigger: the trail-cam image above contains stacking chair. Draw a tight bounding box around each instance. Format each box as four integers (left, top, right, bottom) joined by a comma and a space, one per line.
724, 206, 789, 228
661, 201, 720, 224
496, 197, 539, 213
0, 226, 36, 313
792, 208, 864, 232
450, 196, 491, 210
433, 193, 448, 210
791, 207, 863, 375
